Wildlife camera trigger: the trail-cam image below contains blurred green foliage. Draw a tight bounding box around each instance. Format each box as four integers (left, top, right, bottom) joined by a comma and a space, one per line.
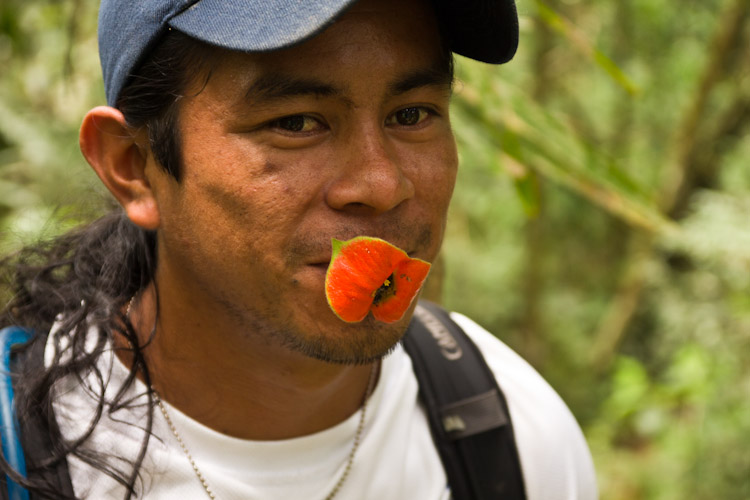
1, 0, 749, 498
0, 0, 106, 254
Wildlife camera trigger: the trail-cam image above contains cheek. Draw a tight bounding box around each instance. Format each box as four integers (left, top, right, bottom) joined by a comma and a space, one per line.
180, 141, 317, 223
412, 139, 458, 211
169, 172, 325, 281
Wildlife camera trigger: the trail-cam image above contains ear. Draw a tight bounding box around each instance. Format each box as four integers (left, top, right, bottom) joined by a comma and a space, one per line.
79, 106, 161, 230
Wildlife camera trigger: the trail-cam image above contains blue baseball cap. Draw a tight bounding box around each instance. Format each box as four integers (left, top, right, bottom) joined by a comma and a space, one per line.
98, 0, 519, 106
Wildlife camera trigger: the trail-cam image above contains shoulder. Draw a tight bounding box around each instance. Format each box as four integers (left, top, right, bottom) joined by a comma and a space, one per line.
449, 312, 599, 500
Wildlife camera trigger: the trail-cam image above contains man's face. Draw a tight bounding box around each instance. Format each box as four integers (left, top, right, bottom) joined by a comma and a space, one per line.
147, 0, 458, 363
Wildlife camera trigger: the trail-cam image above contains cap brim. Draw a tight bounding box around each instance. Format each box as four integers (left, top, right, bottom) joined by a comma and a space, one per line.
434, 0, 519, 64
168, 0, 518, 63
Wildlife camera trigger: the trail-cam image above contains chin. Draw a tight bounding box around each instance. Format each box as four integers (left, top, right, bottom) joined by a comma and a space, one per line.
285, 313, 411, 365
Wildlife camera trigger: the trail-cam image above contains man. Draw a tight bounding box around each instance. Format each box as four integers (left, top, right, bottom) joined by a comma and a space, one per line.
0, 0, 597, 498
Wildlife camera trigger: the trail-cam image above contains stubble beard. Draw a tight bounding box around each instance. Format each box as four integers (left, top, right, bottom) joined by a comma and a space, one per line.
220, 294, 409, 365
277, 316, 407, 365
262, 314, 406, 365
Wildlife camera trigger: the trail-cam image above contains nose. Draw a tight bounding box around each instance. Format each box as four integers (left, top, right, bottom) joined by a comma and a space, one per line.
325, 128, 415, 215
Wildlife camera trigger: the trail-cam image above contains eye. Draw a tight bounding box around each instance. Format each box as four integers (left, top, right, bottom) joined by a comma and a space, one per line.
270, 115, 324, 133
386, 107, 432, 127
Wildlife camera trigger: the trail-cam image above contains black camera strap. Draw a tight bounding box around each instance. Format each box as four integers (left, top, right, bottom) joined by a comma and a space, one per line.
402, 301, 527, 500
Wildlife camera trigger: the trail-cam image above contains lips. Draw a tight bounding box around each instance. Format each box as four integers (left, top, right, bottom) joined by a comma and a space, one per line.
306, 242, 418, 268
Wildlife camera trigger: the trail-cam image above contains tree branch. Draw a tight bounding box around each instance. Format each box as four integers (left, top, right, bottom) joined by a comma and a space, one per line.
660, 0, 750, 217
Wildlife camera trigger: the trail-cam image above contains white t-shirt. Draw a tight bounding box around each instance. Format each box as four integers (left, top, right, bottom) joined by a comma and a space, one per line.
49, 311, 597, 499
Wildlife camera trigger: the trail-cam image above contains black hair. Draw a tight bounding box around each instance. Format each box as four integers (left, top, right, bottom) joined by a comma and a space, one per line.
0, 21, 455, 499
117, 30, 218, 181
0, 213, 157, 498
0, 31, 216, 499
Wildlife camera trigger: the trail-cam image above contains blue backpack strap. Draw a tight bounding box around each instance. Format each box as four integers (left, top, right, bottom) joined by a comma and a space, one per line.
0, 328, 74, 500
402, 301, 527, 500
0, 327, 32, 500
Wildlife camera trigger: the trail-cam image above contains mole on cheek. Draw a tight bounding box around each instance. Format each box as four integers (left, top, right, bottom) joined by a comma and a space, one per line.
263, 160, 281, 174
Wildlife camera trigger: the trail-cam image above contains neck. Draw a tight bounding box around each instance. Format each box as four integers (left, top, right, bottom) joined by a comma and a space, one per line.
119, 284, 379, 441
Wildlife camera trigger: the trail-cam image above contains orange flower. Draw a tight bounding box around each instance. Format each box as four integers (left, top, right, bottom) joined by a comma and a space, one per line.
325, 237, 431, 323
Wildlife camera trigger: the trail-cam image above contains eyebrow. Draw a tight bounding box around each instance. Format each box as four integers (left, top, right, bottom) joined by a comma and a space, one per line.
241, 64, 453, 108
387, 66, 454, 96
244, 74, 344, 104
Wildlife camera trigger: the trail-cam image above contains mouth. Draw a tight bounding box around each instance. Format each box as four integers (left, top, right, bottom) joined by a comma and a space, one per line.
306, 248, 420, 274
301, 233, 424, 275
309, 262, 330, 272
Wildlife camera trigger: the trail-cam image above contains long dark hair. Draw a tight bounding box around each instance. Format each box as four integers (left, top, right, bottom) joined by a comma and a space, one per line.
0, 31, 215, 499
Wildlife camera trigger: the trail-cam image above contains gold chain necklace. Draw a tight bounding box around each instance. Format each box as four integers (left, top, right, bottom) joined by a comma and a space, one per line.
127, 296, 378, 500
154, 365, 376, 500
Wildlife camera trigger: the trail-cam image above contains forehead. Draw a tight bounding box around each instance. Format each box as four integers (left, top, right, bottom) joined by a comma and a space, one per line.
187, 0, 448, 97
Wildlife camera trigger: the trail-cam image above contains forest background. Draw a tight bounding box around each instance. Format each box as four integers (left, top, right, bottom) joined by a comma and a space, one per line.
1, 0, 749, 498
